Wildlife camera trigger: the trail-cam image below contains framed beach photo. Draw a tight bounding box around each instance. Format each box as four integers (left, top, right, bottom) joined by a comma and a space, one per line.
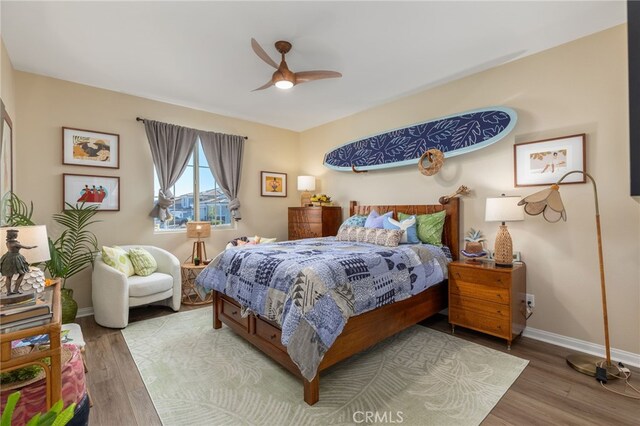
63, 127, 119, 169
514, 134, 586, 187
260, 171, 287, 197
63, 173, 120, 211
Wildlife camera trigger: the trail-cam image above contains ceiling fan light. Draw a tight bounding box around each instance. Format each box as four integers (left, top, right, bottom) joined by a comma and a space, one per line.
275, 80, 294, 89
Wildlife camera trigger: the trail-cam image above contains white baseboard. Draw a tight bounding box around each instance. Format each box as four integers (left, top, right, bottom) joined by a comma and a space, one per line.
76, 307, 94, 318
523, 327, 640, 368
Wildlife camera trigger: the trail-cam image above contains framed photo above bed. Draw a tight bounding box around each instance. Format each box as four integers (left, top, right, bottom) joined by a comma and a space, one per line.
63, 127, 119, 169
260, 171, 287, 197
63, 173, 120, 211
514, 134, 586, 187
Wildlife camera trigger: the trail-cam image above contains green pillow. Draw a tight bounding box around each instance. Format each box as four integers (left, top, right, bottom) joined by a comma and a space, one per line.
399, 210, 446, 246
101, 246, 135, 277
128, 248, 158, 276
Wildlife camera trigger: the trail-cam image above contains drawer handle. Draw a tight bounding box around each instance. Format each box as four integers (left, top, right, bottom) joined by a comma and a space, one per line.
270, 334, 277, 340
231, 310, 238, 315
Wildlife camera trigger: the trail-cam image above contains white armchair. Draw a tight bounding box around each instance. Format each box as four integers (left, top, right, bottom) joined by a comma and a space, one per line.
92, 245, 181, 328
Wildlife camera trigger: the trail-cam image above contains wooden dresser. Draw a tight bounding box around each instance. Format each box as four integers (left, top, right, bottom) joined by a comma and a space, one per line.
448, 260, 526, 349
288, 206, 342, 240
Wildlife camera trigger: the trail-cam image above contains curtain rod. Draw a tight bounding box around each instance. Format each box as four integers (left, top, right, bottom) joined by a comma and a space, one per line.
136, 117, 248, 140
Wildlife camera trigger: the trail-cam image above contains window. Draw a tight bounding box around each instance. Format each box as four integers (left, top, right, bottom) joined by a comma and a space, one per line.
153, 140, 230, 231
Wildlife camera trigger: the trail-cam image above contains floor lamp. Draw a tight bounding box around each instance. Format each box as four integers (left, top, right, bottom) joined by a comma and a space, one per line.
186, 221, 211, 264
518, 170, 617, 378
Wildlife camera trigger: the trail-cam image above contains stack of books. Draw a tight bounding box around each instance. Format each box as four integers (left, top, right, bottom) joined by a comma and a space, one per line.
0, 291, 53, 333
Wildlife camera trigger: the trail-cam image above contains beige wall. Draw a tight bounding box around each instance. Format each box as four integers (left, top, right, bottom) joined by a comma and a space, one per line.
14, 72, 299, 309
300, 25, 639, 354
1, 39, 16, 117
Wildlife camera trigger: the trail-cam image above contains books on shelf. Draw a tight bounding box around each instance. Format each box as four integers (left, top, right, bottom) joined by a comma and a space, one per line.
0, 292, 36, 307
0, 288, 54, 332
0, 314, 53, 333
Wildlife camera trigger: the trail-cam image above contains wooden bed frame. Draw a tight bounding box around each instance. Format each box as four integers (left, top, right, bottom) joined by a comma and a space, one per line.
212, 198, 460, 405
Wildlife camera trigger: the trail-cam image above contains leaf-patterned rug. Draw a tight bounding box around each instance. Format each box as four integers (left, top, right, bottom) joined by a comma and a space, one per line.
122, 308, 527, 425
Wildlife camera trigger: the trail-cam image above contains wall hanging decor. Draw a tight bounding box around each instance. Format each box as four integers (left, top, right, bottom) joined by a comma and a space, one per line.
514, 133, 585, 187
260, 171, 287, 197
62, 127, 119, 169
323, 106, 517, 172
63, 173, 120, 211
417, 149, 444, 176
439, 185, 470, 205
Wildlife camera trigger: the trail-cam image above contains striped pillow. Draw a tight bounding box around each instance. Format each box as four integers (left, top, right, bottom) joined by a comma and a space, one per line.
128, 248, 158, 276
336, 226, 404, 247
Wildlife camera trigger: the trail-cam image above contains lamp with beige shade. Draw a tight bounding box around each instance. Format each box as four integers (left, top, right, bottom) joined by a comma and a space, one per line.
186, 221, 211, 264
297, 176, 316, 207
485, 195, 524, 267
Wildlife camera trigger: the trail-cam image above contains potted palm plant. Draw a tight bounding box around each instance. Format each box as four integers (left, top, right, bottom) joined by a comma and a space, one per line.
4, 194, 100, 323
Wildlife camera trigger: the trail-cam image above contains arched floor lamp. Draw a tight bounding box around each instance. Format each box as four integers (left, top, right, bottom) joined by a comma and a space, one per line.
518, 170, 618, 378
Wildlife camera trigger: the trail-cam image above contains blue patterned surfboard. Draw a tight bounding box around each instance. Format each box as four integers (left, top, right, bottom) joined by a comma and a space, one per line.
323, 106, 517, 171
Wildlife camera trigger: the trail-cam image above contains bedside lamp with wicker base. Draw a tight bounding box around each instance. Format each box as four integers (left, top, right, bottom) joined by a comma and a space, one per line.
186, 221, 211, 264
485, 195, 524, 267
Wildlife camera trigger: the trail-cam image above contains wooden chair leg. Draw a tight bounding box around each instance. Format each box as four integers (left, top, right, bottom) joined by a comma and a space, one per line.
303, 376, 319, 405
213, 292, 222, 329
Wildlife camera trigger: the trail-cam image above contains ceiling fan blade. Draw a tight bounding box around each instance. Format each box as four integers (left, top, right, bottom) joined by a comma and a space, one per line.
251, 38, 278, 69
295, 70, 342, 83
251, 80, 274, 91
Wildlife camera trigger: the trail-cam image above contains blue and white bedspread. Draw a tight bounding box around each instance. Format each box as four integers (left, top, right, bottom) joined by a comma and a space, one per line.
196, 237, 449, 380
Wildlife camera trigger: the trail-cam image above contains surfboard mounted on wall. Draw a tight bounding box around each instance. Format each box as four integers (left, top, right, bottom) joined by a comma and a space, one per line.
323, 106, 517, 172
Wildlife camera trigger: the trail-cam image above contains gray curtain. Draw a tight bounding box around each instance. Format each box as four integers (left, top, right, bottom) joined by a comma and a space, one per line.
144, 120, 198, 221
198, 131, 245, 221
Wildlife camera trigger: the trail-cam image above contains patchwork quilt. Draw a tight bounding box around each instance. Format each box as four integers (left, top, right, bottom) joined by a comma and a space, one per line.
196, 237, 449, 380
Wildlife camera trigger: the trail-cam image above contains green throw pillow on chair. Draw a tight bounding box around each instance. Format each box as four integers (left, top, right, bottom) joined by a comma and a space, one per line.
128, 248, 158, 276
101, 246, 135, 277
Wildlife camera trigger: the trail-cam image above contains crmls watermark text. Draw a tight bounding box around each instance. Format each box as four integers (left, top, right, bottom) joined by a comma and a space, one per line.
352, 411, 404, 424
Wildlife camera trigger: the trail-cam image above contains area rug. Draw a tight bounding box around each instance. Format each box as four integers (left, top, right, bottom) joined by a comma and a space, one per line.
122, 308, 528, 426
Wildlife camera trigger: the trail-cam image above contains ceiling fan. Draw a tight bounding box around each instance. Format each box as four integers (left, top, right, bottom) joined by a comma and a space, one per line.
251, 38, 342, 91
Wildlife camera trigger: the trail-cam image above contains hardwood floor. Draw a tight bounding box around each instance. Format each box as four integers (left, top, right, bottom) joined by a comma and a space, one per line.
77, 306, 639, 426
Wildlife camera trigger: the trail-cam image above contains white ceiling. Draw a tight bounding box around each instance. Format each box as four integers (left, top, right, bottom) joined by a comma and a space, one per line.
1, 1, 627, 132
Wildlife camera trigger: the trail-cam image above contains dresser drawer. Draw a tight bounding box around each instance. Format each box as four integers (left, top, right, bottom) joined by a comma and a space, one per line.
288, 209, 323, 223
220, 297, 248, 331
254, 316, 286, 353
449, 279, 510, 304
449, 267, 510, 288
449, 294, 509, 320
449, 307, 510, 339
288, 223, 323, 240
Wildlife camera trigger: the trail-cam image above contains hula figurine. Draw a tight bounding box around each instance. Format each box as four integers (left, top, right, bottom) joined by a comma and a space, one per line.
0, 229, 37, 295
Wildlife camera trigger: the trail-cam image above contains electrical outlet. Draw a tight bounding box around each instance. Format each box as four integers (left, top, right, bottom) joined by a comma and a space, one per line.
526, 293, 535, 308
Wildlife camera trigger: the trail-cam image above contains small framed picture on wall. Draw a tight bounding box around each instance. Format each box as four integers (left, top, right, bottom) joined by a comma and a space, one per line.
260, 171, 287, 197
514, 134, 586, 187
63, 127, 120, 169
63, 173, 120, 211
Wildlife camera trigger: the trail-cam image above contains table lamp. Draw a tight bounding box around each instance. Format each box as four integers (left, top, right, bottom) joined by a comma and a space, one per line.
186, 221, 211, 264
485, 194, 524, 267
518, 170, 617, 379
0, 225, 51, 295
297, 176, 316, 207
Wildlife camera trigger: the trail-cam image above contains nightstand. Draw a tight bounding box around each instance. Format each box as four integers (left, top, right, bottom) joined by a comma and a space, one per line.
288, 206, 342, 240
181, 263, 211, 305
448, 260, 526, 349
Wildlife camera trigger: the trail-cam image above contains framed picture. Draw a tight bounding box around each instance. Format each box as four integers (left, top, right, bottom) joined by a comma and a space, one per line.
1, 101, 13, 226
63, 173, 120, 211
260, 171, 287, 197
63, 127, 119, 169
514, 134, 586, 187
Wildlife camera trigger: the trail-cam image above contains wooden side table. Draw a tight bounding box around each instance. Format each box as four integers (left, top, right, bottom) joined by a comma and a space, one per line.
448, 260, 526, 349
181, 263, 212, 305
0, 280, 62, 409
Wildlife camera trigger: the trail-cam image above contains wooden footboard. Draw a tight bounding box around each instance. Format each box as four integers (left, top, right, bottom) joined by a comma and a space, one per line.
212, 282, 447, 405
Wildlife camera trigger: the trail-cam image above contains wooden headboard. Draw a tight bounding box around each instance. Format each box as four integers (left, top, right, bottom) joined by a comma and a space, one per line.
349, 198, 460, 260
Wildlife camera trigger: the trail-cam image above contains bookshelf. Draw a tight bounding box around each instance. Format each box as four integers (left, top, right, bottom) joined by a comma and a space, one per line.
0, 280, 62, 409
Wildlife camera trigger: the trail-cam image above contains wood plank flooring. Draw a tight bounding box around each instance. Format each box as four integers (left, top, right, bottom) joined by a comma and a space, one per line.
77, 306, 639, 425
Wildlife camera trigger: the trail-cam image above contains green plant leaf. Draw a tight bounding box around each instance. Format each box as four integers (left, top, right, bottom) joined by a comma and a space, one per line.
50, 403, 76, 426
0, 391, 20, 426
26, 413, 40, 426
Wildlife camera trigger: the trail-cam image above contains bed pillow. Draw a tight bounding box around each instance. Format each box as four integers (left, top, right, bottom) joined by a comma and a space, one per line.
383, 215, 419, 244
128, 247, 158, 276
363, 210, 393, 229
336, 226, 404, 247
399, 210, 446, 246
338, 214, 368, 232
101, 246, 135, 277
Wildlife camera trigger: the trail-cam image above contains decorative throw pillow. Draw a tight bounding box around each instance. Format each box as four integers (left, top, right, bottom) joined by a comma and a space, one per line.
336, 226, 404, 247
128, 248, 158, 276
101, 246, 135, 277
364, 210, 394, 229
383, 215, 419, 244
339, 214, 368, 232
400, 210, 446, 246
258, 237, 277, 244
